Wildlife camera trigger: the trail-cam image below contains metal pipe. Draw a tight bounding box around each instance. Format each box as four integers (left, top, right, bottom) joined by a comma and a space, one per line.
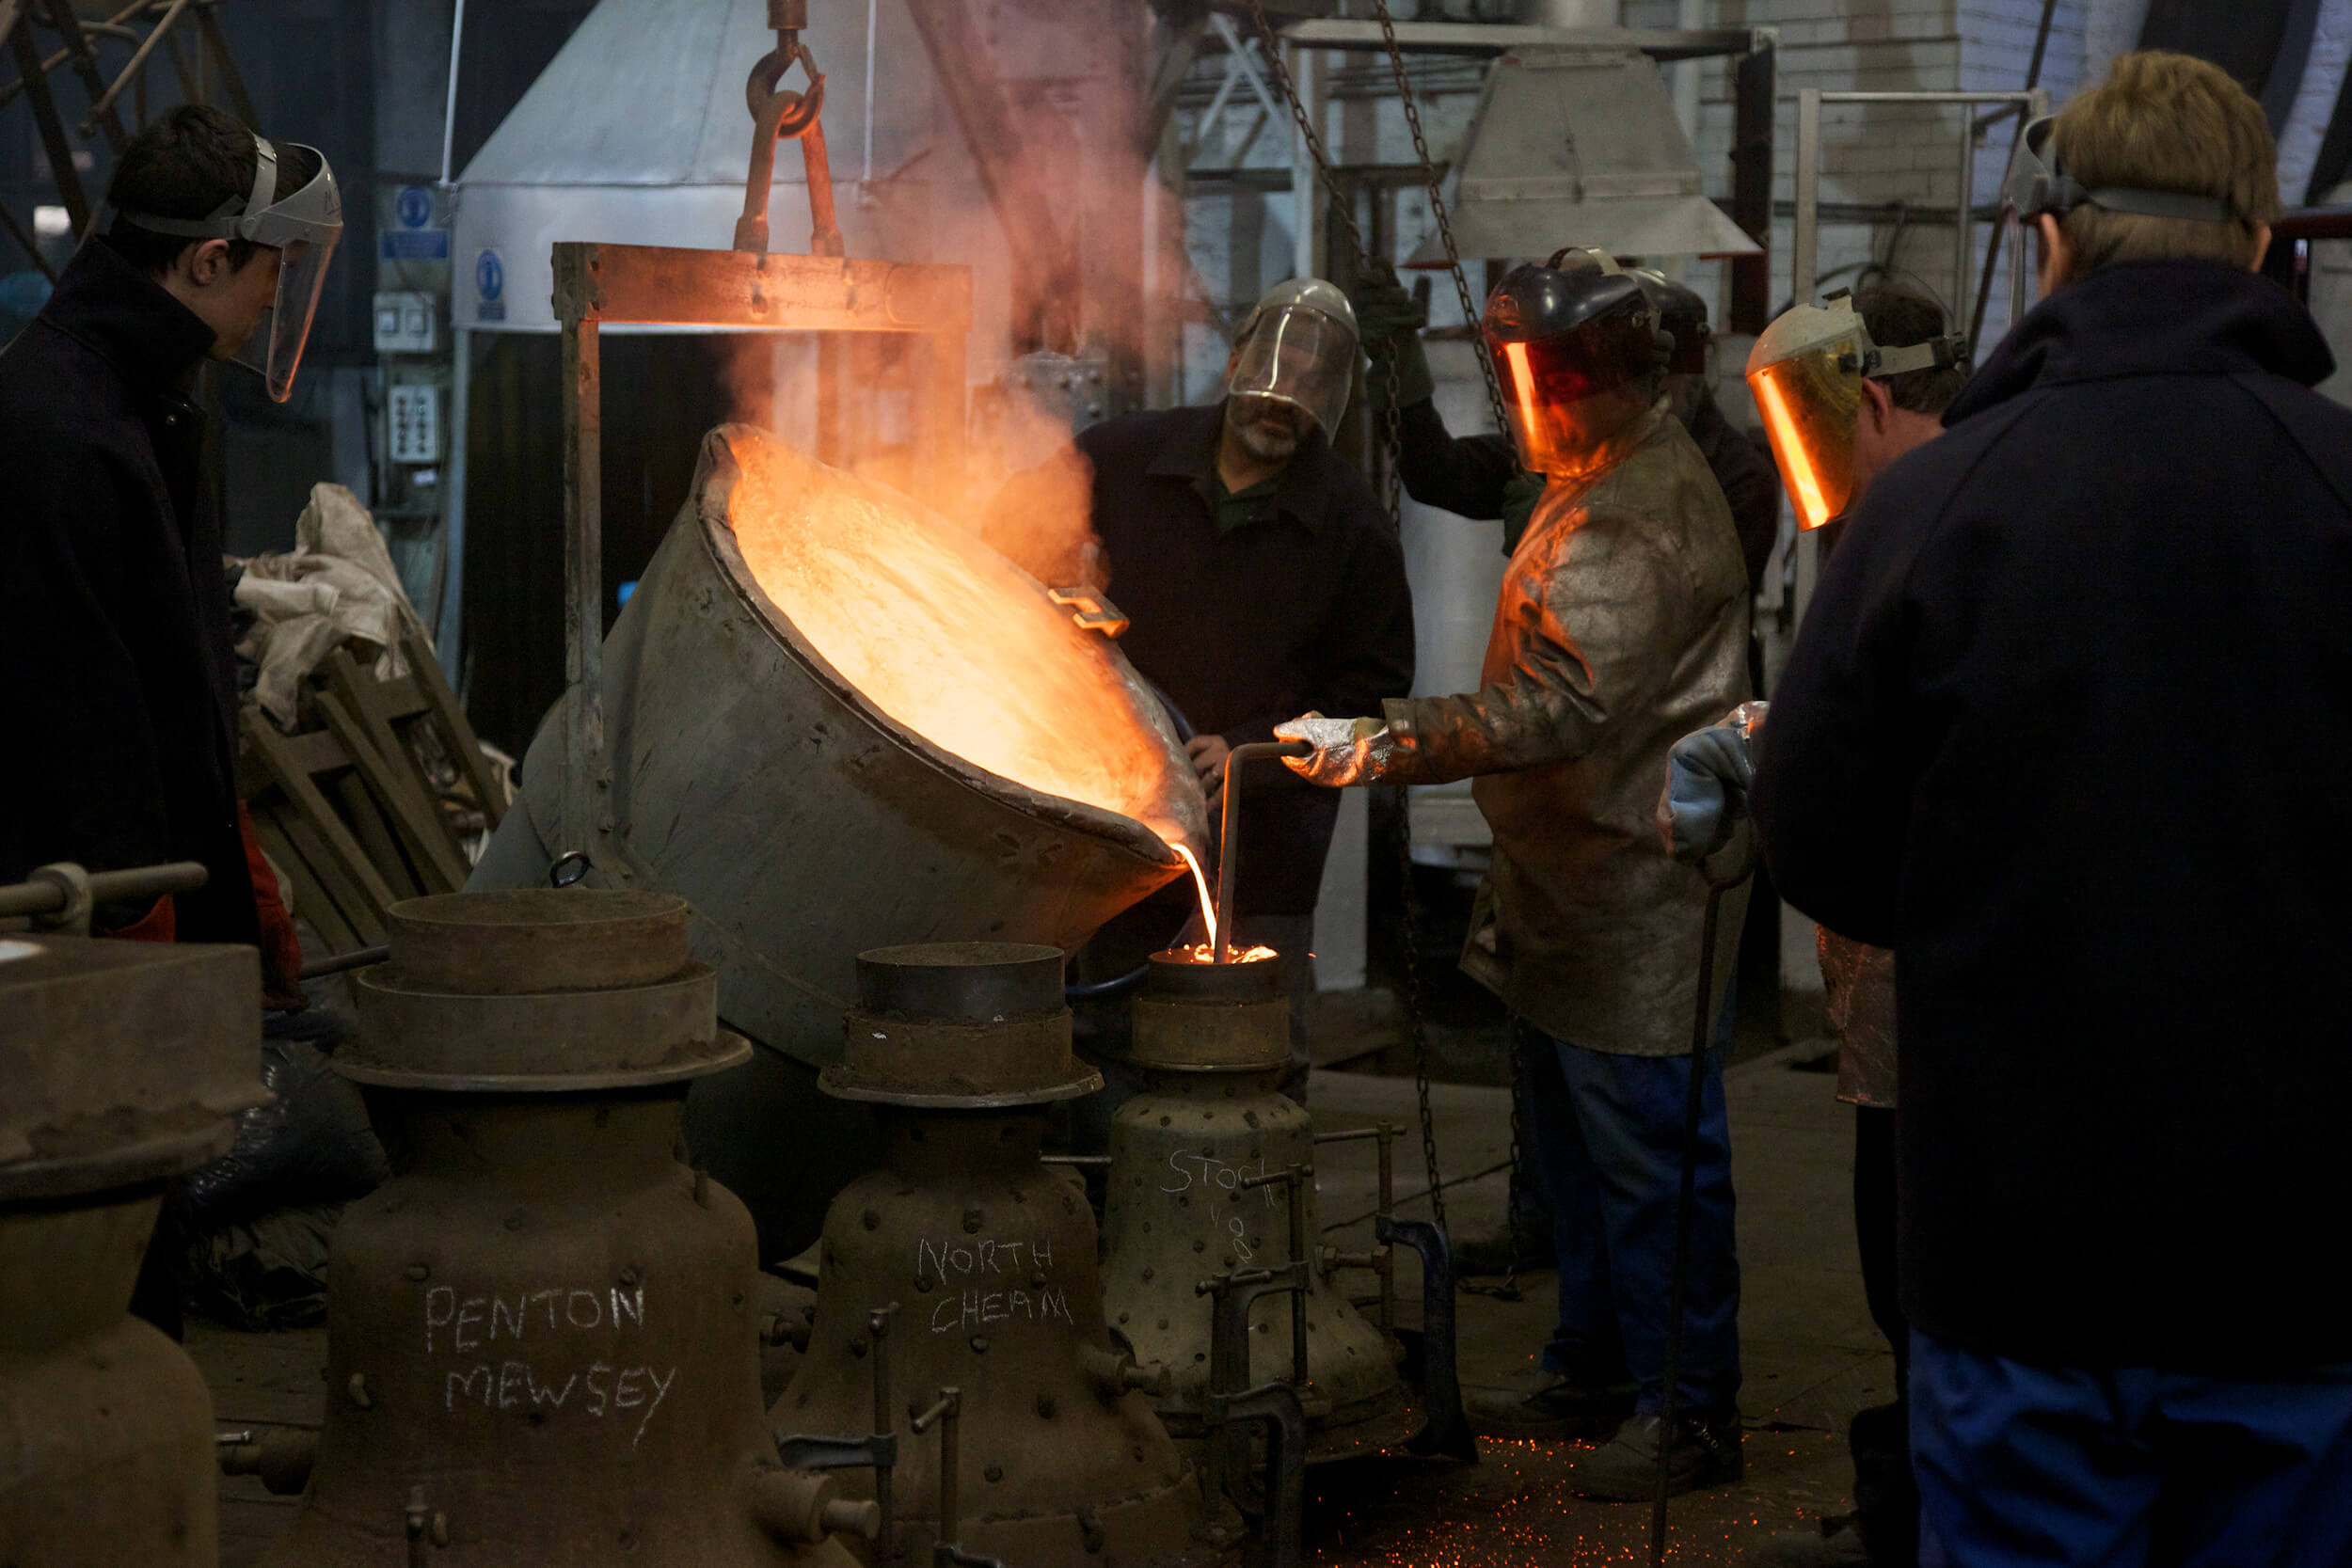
1793, 88, 1820, 304
81, 0, 188, 135
868, 1305, 896, 1568
0, 860, 206, 921
1953, 110, 1975, 330
298, 944, 390, 980
438, 0, 467, 186
1647, 858, 1750, 1566
1215, 742, 1311, 961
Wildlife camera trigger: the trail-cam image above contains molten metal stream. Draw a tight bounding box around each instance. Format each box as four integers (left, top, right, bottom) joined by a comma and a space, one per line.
723, 436, 1205, 855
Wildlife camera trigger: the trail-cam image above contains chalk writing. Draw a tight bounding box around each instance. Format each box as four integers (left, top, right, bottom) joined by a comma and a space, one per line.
1160, 1149, 1278, 1207
441, 1358, 677, 1447
421, 1278, 674, 1447
928, 1285, 1076, 1334
913, 1233, 1074, 1334
424, 1283, 649, 1354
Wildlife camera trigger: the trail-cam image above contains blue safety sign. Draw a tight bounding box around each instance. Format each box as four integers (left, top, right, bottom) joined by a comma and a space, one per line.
475, 248, 506, 322
395, 186, 433, 229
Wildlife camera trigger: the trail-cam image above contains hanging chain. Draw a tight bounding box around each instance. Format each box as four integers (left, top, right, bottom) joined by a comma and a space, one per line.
1384, 787, 1448, 1235
1242, 0, 1408, 524
1461, 1022, 1529, 1301
1366, 0, 1514, 442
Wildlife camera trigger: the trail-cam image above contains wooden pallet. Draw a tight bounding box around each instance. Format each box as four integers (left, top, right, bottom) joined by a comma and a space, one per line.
240, 629, 508, 958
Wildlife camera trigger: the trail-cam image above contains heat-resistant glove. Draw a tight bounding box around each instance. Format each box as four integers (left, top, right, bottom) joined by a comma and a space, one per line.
1348, 262, 1437, 412
1275, 712, 1409, 787
1657, 701, 1769, 863
1501, 469, 1547, 555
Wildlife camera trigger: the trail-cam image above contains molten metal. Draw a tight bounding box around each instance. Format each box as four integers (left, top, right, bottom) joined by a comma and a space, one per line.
1163, 942, 1280, 966
723, 437, 1206, 855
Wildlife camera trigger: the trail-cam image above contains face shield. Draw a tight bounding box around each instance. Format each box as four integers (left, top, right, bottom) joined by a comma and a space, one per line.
118, 134, 342, 402
1743, 293, 1963, 531
1225, 298, 1358, 441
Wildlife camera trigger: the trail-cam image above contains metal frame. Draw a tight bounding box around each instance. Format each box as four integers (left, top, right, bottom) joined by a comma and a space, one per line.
549, 241, 971, 879
0, 0, 255, 264
1792, 87, 2050, 328
1244, 20, 1777, 332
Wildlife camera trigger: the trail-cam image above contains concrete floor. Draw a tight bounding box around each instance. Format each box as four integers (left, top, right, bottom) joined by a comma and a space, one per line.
192, 1040, 1883, 1567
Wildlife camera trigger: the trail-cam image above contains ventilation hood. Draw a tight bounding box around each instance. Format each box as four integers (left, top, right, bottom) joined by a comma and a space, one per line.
1410, 45, 1760, 265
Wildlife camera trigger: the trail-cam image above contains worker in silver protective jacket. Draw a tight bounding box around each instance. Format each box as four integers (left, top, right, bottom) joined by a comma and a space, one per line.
1278, 255, 1751, 1500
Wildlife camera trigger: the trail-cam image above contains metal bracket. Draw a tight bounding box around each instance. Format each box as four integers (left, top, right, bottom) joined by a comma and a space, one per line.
776, 1300, 900, 1566
1312, 1122, 1397, 1333
910, 1387, 1008, 1568
1376, 1215, 1476, 1461
1204, 1383, 1305, 1568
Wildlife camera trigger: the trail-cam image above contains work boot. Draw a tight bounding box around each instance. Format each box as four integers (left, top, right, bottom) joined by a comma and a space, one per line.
1745, 1513, 1875, 1567
1564, 1410, 1744, 1499
1464, 1377, 1637, 1440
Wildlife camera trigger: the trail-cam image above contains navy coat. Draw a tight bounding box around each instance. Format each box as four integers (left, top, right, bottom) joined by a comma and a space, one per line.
1753, 261, 2352, 1370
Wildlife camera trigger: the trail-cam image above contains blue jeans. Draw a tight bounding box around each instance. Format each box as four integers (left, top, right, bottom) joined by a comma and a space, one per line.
1913, 1331, 2352, 1567
1518, 1025, 1740, 1416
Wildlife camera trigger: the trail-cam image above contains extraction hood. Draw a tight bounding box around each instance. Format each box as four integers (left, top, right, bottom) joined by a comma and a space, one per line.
1411, 45, 1760, 264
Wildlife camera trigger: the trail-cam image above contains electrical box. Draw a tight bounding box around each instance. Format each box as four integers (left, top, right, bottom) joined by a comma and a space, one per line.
373, 290, 440, 355
388, 384, 443, 465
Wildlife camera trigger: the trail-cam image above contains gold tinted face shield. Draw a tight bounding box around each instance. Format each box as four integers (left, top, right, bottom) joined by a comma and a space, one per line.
1744, 294, 1963, 531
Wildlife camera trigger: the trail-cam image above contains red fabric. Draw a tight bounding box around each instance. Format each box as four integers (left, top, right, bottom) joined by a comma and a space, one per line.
103, 894, 176, 942
238, 805, 307, 1010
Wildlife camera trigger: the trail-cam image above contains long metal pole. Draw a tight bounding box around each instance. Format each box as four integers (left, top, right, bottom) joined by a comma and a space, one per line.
1792, 88, 1820, 306
1215, 742, 1311, 961
1650, 878, 1735, 1566
438, 0, 468, 186
1952, 111, 1976, 327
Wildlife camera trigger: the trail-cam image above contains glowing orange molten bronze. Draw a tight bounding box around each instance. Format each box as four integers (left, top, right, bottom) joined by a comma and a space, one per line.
720, 429, 1210, 862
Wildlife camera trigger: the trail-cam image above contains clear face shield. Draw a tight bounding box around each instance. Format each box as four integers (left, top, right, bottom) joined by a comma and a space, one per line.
1743, 294, 1963, 531
118, 134, 342, 403
235, 232, 336, 401
1224, 303, 1358, 441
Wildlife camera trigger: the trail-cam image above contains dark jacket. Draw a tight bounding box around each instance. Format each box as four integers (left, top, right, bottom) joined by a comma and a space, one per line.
1752, 261, 2352, 1370
1077, 403, 1415, 914
1396, 391, 1783, 588
0, 236, 258, 945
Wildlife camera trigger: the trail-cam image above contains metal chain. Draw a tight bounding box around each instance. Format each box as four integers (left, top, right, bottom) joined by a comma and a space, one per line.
1244, 0, 1450, 1229
1241, 0, 1409, 524
1461, 1022, 1528, 1301
1385, 786, 1448, 1236
1366, 0, 1513, 441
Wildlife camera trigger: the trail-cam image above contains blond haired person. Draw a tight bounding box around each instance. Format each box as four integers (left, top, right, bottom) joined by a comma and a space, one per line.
1751, 53, 2352, 1567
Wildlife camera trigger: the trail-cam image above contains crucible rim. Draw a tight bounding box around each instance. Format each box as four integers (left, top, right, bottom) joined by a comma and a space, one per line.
696, 425, 1195, 875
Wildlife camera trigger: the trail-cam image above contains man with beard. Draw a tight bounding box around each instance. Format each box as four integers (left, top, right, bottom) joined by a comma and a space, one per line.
1061, 278, 1416, 1100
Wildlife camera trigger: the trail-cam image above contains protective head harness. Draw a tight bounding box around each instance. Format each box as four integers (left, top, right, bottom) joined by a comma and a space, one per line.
2000, 114, 2235, 225
1483, 259, 1662, 478
1628, 268, 1711, 378
1743, 290, 1968, 531
119, 133, 342, 402
1225, 277, 1359, 441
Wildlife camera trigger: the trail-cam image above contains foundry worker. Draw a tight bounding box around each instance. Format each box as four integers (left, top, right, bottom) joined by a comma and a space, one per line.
0, 104, 342, 1329
1278, 260, 1751, 1498
1351, 257, 1781, 585
0, 103, 341, 946
1066, 277, 1415, 1101
1661, 282, 1968, 1568
1749, 53, 2352, 1564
